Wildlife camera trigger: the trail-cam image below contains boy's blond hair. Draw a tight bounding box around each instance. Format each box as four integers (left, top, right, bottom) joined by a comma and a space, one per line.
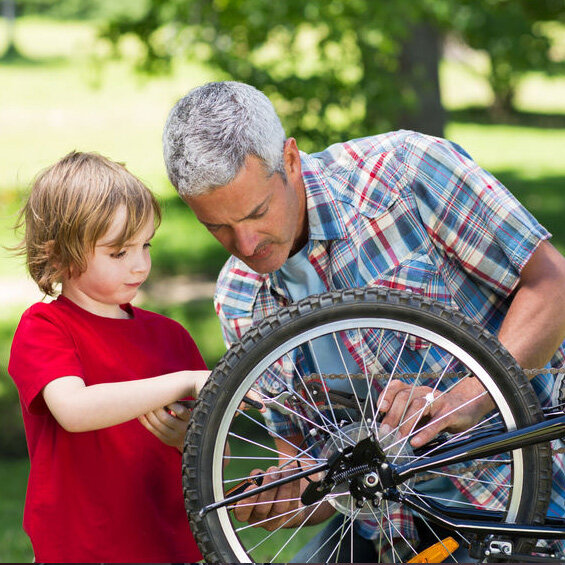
15, 151, 162, 296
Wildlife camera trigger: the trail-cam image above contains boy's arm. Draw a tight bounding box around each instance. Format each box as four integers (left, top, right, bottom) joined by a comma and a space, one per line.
42, 370, 209, 433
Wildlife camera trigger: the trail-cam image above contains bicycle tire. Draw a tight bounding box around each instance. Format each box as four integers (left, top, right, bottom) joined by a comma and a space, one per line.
184, 288, 552, 563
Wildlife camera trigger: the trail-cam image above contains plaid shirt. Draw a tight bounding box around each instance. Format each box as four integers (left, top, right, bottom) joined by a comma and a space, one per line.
214, 130, 565, 545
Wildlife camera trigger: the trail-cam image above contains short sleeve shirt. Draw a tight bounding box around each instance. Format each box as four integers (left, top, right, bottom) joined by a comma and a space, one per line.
213, 132, 565, 533
9, 296, 206, 562
215, 131, 563, 390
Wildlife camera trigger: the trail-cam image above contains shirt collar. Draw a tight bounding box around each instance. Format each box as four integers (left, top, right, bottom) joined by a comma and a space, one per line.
300, 151, 350, 241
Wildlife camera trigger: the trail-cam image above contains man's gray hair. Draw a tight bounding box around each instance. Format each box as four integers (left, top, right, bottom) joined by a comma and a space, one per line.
163, 81, 287, 198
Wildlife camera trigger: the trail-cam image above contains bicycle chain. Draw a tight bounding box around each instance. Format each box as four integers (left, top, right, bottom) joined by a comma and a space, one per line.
293, 368, 565, 478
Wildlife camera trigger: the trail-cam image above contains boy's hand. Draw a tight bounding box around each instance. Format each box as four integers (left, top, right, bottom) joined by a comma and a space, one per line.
138, 402, 191, 452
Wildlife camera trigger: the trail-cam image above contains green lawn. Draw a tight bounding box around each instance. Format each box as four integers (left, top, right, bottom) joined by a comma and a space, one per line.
0, 15, 564, 563
0, 459, 31, 562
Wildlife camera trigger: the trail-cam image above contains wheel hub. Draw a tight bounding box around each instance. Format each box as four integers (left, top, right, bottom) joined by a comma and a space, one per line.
312, 422, 414, 519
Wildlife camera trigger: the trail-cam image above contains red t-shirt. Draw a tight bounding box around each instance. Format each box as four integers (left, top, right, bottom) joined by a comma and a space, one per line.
8, 296, 205, 562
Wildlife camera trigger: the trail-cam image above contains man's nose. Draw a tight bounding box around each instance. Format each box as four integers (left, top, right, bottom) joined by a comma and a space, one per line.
233, 225, 259, 257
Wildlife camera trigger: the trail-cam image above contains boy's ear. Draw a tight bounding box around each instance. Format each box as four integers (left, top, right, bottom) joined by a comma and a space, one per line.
44, 239, 69, 278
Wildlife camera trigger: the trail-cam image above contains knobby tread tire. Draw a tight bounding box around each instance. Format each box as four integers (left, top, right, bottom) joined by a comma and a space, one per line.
183, 288, 553, 563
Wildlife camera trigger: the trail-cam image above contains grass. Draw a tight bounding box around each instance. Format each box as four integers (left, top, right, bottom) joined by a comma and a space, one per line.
0, 459, 30, 562
0, 15, 564, 563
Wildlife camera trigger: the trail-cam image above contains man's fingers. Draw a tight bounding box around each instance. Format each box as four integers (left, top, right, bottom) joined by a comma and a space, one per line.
233, 469, 271, 523
378, 379, 407, 412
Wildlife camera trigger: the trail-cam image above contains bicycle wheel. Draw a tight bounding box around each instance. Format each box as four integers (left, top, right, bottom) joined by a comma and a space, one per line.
184, 288, 552, 563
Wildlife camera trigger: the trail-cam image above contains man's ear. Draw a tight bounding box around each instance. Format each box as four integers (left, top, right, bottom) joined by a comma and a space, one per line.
283, 138, 302, 181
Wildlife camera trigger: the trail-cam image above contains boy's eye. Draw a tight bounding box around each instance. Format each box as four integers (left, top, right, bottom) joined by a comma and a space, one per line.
110, 250, 126, 259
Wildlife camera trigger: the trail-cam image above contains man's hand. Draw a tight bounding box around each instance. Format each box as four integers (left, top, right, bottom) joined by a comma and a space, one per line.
232, 436, 334, 531
233, 465, 307, 530
378, 376, 495, 447
139, 401, 191, 451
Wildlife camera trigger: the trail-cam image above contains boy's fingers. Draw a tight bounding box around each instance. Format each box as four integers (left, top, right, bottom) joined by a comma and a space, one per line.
166, 402, 191, 420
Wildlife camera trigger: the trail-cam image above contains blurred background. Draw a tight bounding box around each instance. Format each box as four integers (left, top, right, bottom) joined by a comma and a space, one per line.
1, 0, 564, 560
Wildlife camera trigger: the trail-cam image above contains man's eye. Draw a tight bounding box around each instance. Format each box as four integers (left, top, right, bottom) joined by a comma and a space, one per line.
252, 208, 267, 219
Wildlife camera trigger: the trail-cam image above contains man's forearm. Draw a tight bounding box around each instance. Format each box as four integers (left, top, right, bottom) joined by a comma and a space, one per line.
497, 241, 565, 369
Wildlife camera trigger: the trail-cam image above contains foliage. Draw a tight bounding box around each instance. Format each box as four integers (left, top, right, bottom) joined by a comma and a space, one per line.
101, 0, 434, 148
451, 0, 565, 115
98, 0, 563, 148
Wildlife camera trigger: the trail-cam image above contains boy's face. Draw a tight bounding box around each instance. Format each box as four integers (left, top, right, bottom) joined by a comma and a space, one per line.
61, 206, 154, 318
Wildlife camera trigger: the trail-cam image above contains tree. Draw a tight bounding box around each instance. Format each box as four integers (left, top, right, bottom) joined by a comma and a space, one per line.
102, 0, 449, 147
99, 0, 563, 147
452, 0, 565, 117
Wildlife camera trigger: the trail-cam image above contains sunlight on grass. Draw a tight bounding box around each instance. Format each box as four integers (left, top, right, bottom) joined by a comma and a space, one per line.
0, 17, 218, 195
446, 123, 565, 178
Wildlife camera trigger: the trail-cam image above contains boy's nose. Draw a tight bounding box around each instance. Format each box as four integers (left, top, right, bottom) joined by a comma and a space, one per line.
131, 252, 151, 273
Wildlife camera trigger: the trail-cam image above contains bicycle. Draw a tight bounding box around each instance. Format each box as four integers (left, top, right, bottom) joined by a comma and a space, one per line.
183, 287, 565, 563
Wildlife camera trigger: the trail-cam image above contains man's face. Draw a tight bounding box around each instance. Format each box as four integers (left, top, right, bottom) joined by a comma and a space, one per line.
187, 148, 307, 274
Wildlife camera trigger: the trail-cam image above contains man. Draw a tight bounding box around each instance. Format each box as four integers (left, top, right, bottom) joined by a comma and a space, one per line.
163, 81, 565, 560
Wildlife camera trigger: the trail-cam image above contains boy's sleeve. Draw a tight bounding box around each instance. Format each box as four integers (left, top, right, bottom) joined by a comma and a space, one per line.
178, 326, 208, 370
402, 134, 549, 297
8, 307, 83, 414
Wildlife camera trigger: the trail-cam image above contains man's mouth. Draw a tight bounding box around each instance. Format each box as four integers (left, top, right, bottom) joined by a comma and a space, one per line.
251, 243, 271, 259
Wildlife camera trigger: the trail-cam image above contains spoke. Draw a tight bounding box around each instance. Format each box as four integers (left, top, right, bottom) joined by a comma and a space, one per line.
234, 405, 325, 463
361, 327, 385, 425
307, 339, 346, 450
229, 495, 302, 511
421, 468, 511, 489
224, 444, 324, 486
325, 508, 362, 564
367, 501, 397, 562
368, 501, 418, 557
373, 333, 409, 436
390, 346, 432, 448
330, 513, 349, 565
350, 498, 354, 563
270, 500, 331, 563
234, 499, 309, 532
267, 357, 356, 447
391, 352, 451, 464
378, 374, 460, 451
241, 499, 329, 559
223, 455, 282, 462
410, 510, 465, 562
331, 331, 370, 437
287, 354, 343, 435
404, 482, 504, 512
409, 413, 501, 464
227, 431, 290, 458
383, 387, 489, 456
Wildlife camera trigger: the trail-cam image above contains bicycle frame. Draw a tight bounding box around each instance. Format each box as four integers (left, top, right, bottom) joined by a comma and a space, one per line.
200, 412, 565, 539
396, 412, 565, 540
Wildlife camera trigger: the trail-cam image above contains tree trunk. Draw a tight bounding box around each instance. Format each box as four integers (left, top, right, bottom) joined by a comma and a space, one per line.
2, 0, 19, 59
397, 22, 445, 138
